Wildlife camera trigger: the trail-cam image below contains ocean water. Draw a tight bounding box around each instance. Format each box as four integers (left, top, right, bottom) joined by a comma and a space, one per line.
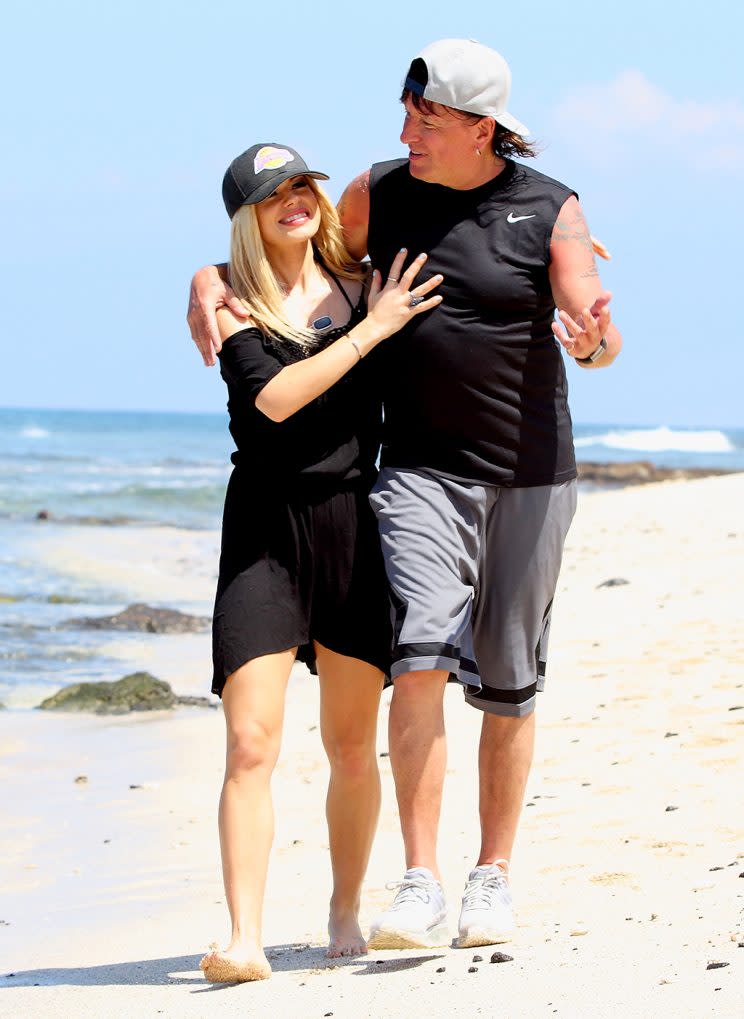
1, 407, 742, 708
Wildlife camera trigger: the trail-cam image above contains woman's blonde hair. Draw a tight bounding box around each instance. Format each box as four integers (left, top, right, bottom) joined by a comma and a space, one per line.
228, 178, 366, 348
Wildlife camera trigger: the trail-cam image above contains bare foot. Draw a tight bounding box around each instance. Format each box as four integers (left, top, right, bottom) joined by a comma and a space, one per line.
200, 940, 271, 983
327, 910, 368, 958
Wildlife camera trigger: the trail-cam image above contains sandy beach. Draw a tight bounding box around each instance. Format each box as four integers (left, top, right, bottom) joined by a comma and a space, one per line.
1, 473, 742, 1018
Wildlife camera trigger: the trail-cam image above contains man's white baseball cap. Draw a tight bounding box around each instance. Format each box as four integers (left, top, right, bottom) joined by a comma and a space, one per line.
404, 38, 529, 137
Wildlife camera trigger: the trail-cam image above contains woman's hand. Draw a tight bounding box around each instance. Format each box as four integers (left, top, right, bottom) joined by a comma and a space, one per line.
365, 250, 443, 340
552, 291, 612, 361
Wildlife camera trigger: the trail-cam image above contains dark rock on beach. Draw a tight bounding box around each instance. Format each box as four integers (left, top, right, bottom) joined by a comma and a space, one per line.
37, 672, 214, 714
176, 694, 217, 709
577, 461, 734, 486
490, 951, 514, 964
38, 672, 176, 714
35, 509, 138, 525
597, 577, 630, 589
65, 602, 209, 634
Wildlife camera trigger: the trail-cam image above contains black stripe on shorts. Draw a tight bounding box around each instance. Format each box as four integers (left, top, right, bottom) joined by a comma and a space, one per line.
393, 641, 461, 663
469, 681, 539, 706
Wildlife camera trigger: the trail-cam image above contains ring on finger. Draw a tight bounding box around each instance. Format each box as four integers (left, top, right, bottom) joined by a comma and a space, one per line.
387, 276, 399, 283
409, 295, 426, 308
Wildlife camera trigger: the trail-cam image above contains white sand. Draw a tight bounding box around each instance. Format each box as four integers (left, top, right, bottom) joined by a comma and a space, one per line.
1, 475, 742, 1018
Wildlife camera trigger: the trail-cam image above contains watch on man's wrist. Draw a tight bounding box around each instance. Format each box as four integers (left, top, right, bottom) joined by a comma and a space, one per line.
575, 336, 607, 364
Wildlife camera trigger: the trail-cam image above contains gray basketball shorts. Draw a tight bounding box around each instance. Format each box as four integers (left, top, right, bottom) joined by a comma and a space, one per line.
369, 467, 577, 717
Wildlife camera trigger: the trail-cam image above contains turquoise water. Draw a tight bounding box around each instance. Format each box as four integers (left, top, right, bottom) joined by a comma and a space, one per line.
1, 408, 233, 531
2, 408, 743, 531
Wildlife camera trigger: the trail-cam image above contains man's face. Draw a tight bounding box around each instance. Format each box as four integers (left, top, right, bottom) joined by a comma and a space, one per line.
400, 96, 482, 188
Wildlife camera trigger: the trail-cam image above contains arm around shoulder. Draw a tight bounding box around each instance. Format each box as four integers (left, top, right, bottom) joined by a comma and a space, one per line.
215, 305, 254, 344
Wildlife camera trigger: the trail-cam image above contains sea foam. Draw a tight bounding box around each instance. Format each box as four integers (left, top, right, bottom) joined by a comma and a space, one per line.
574, 426, 734, 454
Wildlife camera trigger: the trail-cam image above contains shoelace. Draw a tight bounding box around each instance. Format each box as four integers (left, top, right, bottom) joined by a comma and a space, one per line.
385, 876, 436, 908
462, 867, 509, 909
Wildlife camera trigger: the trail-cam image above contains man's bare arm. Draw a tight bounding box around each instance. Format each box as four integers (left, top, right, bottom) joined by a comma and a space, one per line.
549, 197, 622, 368
187, 262, 249, 367
337, 170, 371, 260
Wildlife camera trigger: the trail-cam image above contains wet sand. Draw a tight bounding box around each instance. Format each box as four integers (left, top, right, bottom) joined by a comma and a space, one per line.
1, 474, 742, 1017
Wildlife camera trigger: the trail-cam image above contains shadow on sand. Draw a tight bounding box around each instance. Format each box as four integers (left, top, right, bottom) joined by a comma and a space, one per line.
1, 945, 445, 991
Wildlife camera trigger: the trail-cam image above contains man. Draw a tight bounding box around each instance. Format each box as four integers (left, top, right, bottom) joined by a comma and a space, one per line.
188, 38, 621, 951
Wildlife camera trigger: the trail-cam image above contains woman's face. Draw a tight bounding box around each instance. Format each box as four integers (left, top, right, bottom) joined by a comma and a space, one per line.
255, 176, 321, 249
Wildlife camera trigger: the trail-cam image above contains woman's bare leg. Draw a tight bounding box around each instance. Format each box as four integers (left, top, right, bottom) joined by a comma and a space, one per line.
316, 643, 384, 957
200, 648, 295, 983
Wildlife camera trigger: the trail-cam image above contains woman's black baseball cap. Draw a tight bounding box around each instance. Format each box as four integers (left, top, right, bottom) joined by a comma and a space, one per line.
222, 143, 330, 218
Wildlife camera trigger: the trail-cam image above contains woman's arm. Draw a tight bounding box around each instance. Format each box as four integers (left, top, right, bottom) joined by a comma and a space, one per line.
218, 252, 442, 423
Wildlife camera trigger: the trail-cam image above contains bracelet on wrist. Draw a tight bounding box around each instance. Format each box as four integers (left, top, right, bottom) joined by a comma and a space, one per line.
575, 336, 607, 365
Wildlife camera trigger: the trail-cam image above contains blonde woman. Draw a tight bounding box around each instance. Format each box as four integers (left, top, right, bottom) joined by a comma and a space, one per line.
200, 143, 442, 983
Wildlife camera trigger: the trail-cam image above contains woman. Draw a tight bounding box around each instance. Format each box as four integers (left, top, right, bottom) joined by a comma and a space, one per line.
200, 142, 442, 983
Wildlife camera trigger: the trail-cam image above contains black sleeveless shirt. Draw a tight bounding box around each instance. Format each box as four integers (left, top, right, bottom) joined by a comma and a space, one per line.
367, 158, 578, 487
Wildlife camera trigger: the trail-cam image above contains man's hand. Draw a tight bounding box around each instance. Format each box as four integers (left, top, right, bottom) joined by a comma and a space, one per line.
549, 196, 621, 368
552, 290, 612, 361
187, 265, 249, 367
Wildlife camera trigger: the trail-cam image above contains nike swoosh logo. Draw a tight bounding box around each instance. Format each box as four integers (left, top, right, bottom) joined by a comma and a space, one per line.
506, 212, 536, 223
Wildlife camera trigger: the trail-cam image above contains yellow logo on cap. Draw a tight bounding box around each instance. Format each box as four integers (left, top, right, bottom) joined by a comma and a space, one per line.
253, 146, 295, 174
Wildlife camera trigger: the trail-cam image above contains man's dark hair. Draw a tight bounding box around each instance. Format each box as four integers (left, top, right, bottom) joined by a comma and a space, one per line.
401, 89, 538, 160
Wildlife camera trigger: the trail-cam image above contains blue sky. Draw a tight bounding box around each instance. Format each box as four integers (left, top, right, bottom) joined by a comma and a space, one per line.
2, 0, 741, 427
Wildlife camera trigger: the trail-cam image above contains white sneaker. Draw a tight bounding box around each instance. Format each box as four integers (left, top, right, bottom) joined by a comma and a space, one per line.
367, 867, 450, 950
456, 861, 514, 948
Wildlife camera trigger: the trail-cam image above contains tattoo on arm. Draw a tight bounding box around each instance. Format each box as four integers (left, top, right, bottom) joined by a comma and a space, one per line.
554, 206, 599, 281
553, 209, 594, 251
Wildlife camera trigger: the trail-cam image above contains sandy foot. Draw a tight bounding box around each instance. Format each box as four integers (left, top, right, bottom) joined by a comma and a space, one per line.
199, 941, 272, 983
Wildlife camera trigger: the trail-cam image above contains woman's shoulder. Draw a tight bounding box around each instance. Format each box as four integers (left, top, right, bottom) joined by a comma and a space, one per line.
216, 304, 257, 343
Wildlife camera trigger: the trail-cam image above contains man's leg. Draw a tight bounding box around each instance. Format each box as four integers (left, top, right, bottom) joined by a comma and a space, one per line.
468, 480, 577, 855
458, 481, 576, 947
368, 467, 486, 878
367, 467, 486, 949
477, 711, 535, 866
388, 669, 450, 878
